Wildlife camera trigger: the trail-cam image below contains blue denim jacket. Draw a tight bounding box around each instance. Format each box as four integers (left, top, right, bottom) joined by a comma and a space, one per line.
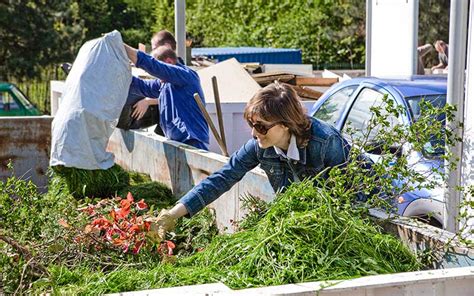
179, 117, 350, 216
132, 51, 209, 149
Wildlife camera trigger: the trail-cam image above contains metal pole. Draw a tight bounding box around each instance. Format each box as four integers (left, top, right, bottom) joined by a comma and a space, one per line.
365, 0, 372, 76
460, 0, 474, 239
410, 0, 419, 75
175, 0, 186, 64
444, 0, 469, 233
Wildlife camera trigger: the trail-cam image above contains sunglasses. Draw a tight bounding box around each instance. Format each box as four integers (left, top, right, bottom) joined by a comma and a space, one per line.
247, 120, 280, 135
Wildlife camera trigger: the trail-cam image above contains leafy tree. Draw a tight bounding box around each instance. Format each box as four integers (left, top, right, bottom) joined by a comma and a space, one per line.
154, 0, 366, 69
0, 0, 157, 80
78, 0, 156, 48
0, 0, 85, 80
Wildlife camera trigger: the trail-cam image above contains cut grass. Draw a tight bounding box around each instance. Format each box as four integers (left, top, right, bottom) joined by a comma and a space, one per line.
51, 164, 130, 198
47, 179, 420, 294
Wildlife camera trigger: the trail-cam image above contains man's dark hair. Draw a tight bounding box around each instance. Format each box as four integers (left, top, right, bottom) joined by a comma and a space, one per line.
152, 46, 178, 63
151, 30, 177, 51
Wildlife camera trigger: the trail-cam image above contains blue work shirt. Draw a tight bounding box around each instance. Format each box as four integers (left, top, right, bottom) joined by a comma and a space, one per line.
129, 51, 209, 149
179, 117, 351, 216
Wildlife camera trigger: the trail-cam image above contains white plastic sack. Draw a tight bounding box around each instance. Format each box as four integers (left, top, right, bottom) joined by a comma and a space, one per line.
50, 30, 132, 170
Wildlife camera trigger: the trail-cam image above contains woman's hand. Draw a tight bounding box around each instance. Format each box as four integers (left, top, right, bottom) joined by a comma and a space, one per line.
146, 203, 188, 244
147, 209, 177, 243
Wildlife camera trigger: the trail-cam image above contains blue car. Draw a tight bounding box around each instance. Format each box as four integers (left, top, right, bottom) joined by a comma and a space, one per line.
310, 76, 447, 227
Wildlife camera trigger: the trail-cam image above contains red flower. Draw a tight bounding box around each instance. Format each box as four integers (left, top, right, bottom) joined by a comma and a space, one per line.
110, 209, 117, 221
78, 194, 164, 255
122, 242, 130, 253
116, 205, 131, 219
83, 205, 96, 215
127, 192, 134, 202
144, 221, 151, 231
92, 217, 111, 228
129, 224, 140, 233
165, 240, 176, 256
136, 199, 148, 210
132, 240, 145, 254
120, 199, 131, 211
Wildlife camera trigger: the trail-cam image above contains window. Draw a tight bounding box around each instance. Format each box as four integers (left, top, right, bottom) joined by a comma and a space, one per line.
313, 86, 357, 127
405, 94, 446, 122
343, 88, 399, 142
0, 91, 20, 111
405, 94, 446, 157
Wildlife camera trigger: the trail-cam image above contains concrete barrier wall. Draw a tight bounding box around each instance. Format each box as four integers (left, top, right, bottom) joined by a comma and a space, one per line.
0, 116, 53, 192
110, 266, 474, 295
107, 128, 275, 232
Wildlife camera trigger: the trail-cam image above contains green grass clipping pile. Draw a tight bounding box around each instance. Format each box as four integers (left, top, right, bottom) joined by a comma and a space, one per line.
52, 179, 420, 294
51, 164, 130, 198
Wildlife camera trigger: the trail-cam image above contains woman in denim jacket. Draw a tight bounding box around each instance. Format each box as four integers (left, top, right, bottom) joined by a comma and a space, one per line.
149, 82, 350, 241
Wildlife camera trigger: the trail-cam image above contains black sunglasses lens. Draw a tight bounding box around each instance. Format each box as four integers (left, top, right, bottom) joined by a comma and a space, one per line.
254, 123, 268, 134
247, 121, 268, 134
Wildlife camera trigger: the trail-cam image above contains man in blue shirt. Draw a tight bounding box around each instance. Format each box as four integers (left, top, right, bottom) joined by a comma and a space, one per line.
125, 44, 209, 150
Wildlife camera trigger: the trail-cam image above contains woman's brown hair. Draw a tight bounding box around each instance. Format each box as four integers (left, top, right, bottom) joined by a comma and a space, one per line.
244, 81, 312, 147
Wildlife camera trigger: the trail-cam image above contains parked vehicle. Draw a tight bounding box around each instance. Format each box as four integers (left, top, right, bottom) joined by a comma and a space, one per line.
0, 82, 41, 116
310, 76, 447, 227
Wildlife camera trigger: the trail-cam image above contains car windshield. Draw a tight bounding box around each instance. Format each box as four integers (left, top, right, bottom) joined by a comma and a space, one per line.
11, 86, 34, 109
405, 94, 446, 157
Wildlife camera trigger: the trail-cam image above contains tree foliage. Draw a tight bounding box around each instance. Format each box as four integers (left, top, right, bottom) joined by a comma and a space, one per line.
0, 0, 85, 80
0, 0, 156, 81
0, 0, 452, 80
154, 0, 366, 69
79, 0, 156, 48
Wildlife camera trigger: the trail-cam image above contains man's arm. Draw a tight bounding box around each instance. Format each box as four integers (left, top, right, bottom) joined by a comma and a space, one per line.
129, 76, 161, 98
124, 43, 195, 86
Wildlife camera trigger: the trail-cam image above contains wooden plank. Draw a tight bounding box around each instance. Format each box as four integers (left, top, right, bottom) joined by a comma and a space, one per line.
197, 58, 261, 103
211, 76, 227, 154
252, 71, 296, 86
263, 64, 313, 76
291, 85, 323, 100
295, 77, 338, 86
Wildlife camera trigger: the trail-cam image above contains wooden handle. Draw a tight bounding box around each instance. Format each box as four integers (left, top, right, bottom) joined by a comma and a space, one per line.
193, 93, 229, 157
212, 76, 227, 150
